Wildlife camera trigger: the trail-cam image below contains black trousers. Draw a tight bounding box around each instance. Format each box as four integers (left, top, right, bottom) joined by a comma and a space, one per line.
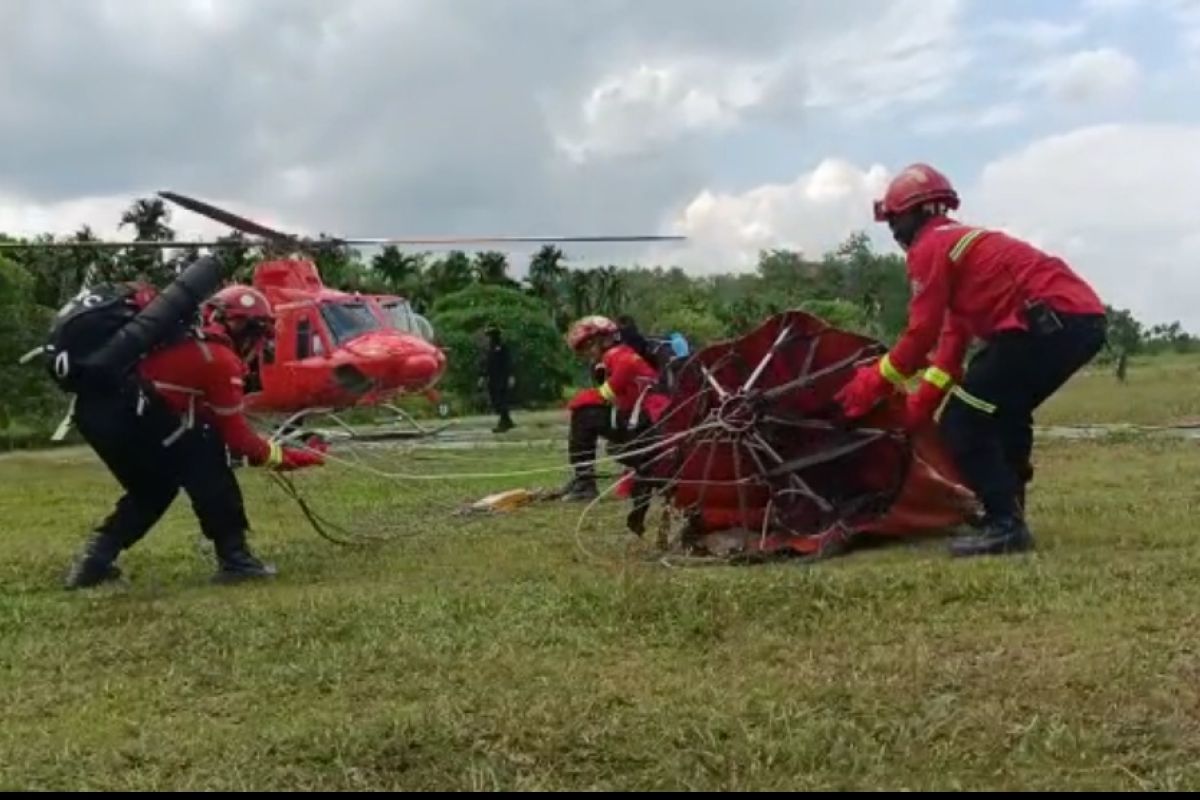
938, 313, 1107, 519
569, 405, 633, 479
488, 381, 512, 426
568, 404, 663, 509
73, 382, 251, 558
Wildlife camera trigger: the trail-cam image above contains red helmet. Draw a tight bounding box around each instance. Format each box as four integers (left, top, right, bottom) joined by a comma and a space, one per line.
566, 315, 618, 353
873, 163, 960, 221
203, 285, 275, 356
204, 284, 274, 325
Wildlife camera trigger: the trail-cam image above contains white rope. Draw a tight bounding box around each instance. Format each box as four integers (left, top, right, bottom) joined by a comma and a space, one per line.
571, 465, 634, 565
271, 422, 720, 483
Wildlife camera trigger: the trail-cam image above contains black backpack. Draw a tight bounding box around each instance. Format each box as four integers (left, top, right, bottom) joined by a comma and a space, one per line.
39, 283, 156, 393
26, 257, 226, 397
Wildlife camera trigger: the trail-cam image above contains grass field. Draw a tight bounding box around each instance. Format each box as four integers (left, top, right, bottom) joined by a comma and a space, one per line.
3, 356, 1200, 790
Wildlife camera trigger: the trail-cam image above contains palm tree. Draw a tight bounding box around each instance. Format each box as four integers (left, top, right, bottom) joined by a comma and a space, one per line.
372, 246, 425, 289
118, 197, 175, 285
119, 198, 174, 242
528, 245, 567, 294
566, 269, 596, 320
472, 250, 513, 286
427, 250, 473, 297
527, 245, 569, 326
593, 266, 628, 316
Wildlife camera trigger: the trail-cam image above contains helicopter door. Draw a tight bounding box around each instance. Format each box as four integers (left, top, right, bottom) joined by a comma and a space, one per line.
290, 306, 329, 361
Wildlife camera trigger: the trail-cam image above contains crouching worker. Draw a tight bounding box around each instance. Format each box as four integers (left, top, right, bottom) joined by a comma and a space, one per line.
835, 163, 1107, 557
560, 315, 670, 535
60, 276, 325, 589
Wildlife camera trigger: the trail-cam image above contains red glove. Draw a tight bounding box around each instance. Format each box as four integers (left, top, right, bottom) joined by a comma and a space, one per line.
835, 361, 895, 419
277, 437, 327, 471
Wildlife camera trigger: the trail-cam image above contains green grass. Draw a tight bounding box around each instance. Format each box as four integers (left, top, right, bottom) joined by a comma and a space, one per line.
4, 357, 1200, 790
1037, 353, 1200, 427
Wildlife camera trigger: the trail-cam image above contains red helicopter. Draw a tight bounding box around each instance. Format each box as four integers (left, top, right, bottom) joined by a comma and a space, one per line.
237, 255, 449, 436
4, 190, 684, 439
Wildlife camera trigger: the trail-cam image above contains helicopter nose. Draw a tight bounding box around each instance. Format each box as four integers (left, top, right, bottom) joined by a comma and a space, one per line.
406, 353, 441, 384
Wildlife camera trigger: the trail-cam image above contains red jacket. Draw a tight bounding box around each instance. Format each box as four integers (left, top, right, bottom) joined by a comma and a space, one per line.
136, 329, 275, 465
568, 343, 669, 422
890, 217, 1105, 379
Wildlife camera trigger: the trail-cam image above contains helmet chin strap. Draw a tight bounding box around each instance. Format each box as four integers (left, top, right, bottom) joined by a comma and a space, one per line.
888, 202, 951, 250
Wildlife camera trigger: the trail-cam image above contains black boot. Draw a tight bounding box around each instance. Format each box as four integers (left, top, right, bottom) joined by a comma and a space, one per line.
213, 541, 277, 584
948, 515, 1034, 558
625, 480, 654, 537
626, 501, 650, 536
64, 531, 124, 590
560, 474, 599, 502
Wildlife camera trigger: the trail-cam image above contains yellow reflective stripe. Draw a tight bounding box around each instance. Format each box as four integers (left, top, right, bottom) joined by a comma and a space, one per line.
878, 354, 910, 388
598, 382, 616, 403
923, 366, 954, 391
949, 229, 985, 263
951, 386, 997, 414
264, 441, 283, 468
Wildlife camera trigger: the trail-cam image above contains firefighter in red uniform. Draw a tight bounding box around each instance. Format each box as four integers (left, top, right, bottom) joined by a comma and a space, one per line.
836, 163, 1107, 557
65, 284, 325, 589
560, 315, 670, 533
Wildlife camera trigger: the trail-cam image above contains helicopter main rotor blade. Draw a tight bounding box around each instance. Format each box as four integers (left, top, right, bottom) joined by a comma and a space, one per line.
342, 234, 687, 245
158, 190, 301, 245
0, 234, 686, 250
0, 240, 232, 249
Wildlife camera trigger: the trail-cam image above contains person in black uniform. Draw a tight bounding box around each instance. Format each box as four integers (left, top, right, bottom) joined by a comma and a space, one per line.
481, 325, 515, 433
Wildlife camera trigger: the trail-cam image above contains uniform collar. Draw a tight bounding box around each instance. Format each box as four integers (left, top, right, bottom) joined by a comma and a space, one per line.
910, 214, 954, 248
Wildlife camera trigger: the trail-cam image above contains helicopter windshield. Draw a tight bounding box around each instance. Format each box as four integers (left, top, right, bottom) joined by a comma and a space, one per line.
319, 300, 381, 345
380, 299, 435, 342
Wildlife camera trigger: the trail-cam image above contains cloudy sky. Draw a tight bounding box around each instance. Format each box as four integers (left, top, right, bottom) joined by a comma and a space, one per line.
1, 0, 1198, 327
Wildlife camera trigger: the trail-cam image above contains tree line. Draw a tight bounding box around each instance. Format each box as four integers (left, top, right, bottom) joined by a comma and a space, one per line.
0, 196, 1191, 444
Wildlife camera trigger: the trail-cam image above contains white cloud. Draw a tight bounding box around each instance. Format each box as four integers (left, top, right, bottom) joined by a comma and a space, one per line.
554, 59, 775, 162
658, 159, 891, 272
1081, 0, 1144, 14
912, 102, 1026, 135
800, 0, 969, 120
556, 0, 968, 162
0, 188, 310, 242
1022, 47, 1141, 104
1166, 0, 1200, 62
985, 19, 1086, 49
662, 124, 1200, 331
0, 0, 1192, 331
974, 123, 1200, 329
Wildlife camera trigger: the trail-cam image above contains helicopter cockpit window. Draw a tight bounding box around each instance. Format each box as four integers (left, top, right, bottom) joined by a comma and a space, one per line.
320, 300, 381, 346
296, 318, 312, 359
381, 299, 434, 342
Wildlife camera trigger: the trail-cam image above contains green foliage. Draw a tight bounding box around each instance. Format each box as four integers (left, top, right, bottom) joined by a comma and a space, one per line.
654, 306, 727, 347
430, 284, 573, 411
0, 257, 63, 432
798, 298, 876, 338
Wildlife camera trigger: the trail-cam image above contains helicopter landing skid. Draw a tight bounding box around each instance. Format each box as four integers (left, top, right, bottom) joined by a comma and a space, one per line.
266, 405, 453, 445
